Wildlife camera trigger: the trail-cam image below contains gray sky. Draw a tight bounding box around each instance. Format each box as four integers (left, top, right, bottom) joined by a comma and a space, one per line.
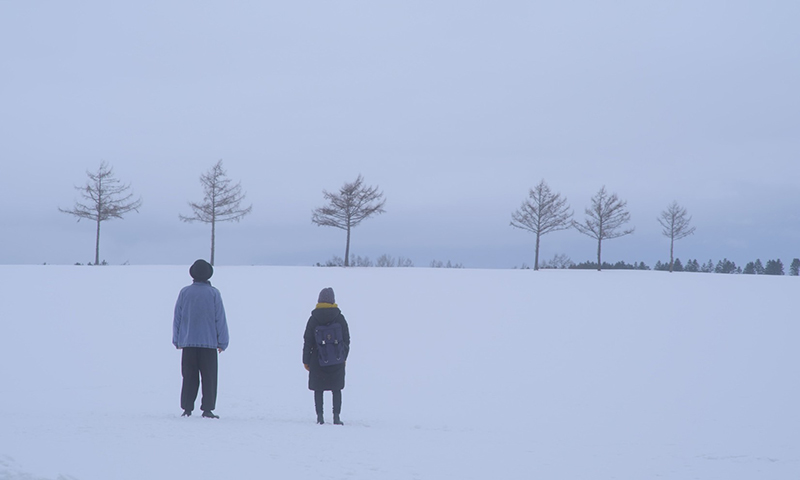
2, 1, 799, 268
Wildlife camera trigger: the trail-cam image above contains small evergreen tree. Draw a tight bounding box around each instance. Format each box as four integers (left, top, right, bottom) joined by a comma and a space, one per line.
611, 261, 636, 270
684, 259, 700, 272
754, 259, 765, 274
672, 258, 684, 272
715, 258, 738, 274
790, 258, 800, 276
701, 259, 714, 273
743, 262, 756, 275
764, 259, 784, 275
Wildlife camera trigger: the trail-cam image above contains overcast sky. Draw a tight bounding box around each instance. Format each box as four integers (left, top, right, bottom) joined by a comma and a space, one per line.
2, 1, 798, 268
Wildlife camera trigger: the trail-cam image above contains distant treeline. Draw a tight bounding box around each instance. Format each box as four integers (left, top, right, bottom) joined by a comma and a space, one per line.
315, 254, 463, 269
533, 256, 800, 275
70, 254, 799, 275
652, 257, 798, 275
315, 253, 800, 274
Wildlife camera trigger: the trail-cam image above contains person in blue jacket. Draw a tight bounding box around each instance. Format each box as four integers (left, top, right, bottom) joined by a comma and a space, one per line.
173, 259, 230, 419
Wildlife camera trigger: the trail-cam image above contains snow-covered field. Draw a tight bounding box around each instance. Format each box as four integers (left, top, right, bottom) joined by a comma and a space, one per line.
1, 265, 798, 479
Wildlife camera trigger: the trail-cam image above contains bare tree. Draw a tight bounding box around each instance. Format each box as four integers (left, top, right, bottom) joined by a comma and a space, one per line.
540, 253, 574, 270
59, 161, 142, 265
658, 201, 696, 273
179, 160, 252, 265
573, 186, 634, 271
376, 254, 396, 267
510, 179, 573, 270
312, 174, 386, 267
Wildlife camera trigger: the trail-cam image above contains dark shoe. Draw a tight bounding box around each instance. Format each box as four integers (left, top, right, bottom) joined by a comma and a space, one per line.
316, 413, 324, 424
202, 410, 220, 419
333, 414, 343, 425
181, 410, 192, 417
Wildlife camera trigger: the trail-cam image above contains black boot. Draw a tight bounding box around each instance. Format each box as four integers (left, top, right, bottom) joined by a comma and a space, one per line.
181, 410, 192, 417
317, 413, 325, 424
333, 413, 343, 425
202, 410, 220, 419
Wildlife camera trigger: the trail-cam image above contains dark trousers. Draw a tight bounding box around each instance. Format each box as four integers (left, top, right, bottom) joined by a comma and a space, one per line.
314, 389, 342, 415
181, 347, 218, 412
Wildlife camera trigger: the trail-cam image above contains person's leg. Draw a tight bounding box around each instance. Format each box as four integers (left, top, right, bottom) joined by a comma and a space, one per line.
181, 348, 200, 414
314, 390, 324, 424
332, 390, 342, 415
332, 390, 343, 425
198, 348, 219, 414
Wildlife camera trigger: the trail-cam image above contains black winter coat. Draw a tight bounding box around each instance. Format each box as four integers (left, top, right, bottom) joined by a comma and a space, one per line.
303, 305, 350, 391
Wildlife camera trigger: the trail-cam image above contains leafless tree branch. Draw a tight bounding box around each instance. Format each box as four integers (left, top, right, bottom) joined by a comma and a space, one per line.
510, 179, 572, 270
59, 161, 142, 265
180, 160, 252, 265
311, 174, 386, 266
572, 186, 634, 270
658, 201, 696, 272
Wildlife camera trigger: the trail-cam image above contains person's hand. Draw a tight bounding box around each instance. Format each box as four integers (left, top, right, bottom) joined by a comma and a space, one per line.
304, 364, 309, 371
218, 348, 223, 353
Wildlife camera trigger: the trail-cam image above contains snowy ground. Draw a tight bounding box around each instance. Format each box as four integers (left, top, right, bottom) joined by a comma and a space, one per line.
1, 265, 798, 479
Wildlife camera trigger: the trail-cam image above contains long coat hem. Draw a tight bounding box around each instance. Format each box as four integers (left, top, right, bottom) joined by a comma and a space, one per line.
302, 305, 350, 391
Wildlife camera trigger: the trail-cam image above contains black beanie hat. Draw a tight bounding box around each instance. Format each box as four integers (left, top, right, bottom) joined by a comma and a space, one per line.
190, 259, 213, 282
318, 287, 335, 304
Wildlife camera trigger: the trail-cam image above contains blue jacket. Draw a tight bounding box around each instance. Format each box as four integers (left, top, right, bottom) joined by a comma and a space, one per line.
173, 281, 230, 351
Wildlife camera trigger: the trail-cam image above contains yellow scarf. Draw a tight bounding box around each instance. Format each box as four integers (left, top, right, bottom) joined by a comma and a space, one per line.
316, 302, 339, 309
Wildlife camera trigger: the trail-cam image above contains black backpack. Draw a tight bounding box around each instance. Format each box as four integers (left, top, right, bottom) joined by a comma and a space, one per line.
314, 322, 345, 366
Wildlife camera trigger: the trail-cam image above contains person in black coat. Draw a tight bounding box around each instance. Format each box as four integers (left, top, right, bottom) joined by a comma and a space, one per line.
303, 287, 350, 425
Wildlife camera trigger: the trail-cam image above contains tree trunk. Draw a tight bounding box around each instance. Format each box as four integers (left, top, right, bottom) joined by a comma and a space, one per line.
534, 232, 541, 271
669, 235, 675, 273
344, 224, 351, 267
95, 218, 101, 265
596, 238, 602, 271
210, 219, 216, 266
